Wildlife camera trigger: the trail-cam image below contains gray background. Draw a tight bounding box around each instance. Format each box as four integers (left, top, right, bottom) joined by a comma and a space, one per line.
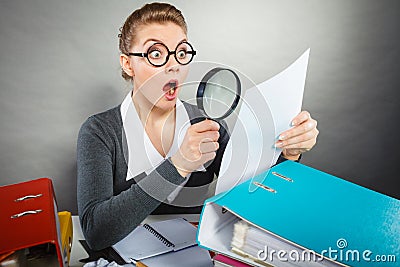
0, 0, 399, 214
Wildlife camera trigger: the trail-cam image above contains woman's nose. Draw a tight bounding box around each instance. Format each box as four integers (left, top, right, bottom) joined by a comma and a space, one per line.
164, 55, 180, 73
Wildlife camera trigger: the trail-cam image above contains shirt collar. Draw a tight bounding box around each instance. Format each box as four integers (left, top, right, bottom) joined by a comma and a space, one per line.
121, 91, 198, 181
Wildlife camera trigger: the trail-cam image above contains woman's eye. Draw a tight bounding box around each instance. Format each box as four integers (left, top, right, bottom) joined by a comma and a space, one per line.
149, 50, 162, 59
177, 50, 187, 59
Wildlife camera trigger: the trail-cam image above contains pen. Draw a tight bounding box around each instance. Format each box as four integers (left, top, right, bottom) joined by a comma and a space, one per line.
130, 258, 148, 267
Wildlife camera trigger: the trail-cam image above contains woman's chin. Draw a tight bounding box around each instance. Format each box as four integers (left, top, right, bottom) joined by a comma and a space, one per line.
153, 97, 178, 112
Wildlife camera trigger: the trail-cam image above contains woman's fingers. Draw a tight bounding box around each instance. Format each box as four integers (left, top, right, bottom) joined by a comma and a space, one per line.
199, 141, 219, 154
191, 119, 220, 133
282, 138, 316, 151
276, 127, 318, 148
276, 110, 319, 158
291, 111, 311, 126
171, 119, 221, 177
278, 117, 317, 141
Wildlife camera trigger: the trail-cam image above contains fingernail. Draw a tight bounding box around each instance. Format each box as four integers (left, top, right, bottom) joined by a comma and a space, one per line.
275, 142, 283, 148
291, 120, 296, 126
279, 134, 285, 140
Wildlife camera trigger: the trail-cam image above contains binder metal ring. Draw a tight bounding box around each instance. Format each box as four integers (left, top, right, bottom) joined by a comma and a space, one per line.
272, 172, 293, 182
253, 182, 276, 193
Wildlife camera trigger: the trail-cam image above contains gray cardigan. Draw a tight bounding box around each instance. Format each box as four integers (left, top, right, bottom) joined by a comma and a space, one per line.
77, 102, 230, 250
77, 102, 288, 251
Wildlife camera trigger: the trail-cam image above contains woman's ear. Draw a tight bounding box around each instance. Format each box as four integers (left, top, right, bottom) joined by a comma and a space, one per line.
120, 54, 134, 78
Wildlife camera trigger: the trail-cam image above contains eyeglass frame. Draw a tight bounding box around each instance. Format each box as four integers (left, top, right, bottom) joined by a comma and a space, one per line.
127, 41, 197, 67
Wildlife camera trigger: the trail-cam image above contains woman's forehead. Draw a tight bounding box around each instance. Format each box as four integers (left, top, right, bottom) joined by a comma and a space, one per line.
134, 22, 187, 48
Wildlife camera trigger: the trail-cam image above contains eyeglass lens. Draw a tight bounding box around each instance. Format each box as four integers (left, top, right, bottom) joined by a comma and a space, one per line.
147, 42, 194, 66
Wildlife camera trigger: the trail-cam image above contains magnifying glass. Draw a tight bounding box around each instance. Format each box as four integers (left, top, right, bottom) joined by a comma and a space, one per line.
196, 67, 241, 120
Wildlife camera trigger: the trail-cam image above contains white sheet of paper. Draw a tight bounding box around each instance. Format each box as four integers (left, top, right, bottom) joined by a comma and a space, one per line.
215, 49, 310, 194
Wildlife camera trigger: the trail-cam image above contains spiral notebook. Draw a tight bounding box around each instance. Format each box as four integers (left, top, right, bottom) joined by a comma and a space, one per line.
111, 218, 198, 263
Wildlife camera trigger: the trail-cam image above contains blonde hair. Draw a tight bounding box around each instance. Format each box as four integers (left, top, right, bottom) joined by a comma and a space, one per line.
118, 2, 188, 81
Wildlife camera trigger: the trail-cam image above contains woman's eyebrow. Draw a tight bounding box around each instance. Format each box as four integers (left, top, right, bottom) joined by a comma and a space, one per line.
143, 38, 162, 45
142, 38, 188, 46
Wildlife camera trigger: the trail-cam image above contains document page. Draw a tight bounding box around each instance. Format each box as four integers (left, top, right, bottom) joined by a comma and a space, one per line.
215, 49, 310, 194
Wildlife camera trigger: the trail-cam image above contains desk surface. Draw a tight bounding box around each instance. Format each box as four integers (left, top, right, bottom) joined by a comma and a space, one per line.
70, 214, 200, 267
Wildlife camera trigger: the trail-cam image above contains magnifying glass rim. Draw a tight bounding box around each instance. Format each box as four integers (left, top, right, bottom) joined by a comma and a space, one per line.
197, 67, 241, 120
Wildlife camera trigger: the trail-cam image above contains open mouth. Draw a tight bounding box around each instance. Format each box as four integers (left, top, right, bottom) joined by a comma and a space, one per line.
163, 80, 178, 97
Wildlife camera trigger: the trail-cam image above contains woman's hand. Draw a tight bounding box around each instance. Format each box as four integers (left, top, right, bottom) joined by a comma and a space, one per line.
275, 111, 319, 161
171, 119, 220, 177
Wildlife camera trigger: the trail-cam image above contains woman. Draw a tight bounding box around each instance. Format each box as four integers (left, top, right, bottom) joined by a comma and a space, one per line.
77, 2, 319, 251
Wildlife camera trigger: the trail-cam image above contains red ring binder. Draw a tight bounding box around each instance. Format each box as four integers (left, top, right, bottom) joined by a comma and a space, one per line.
0, 178, 66, 267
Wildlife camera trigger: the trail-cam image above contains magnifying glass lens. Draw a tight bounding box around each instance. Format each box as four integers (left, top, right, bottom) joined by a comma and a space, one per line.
198, 68, 241, 120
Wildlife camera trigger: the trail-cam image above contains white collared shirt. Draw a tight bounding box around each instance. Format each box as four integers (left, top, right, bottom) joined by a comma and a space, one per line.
120, 91, 205, 202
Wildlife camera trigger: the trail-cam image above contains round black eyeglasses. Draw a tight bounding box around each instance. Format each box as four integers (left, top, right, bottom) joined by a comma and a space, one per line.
128, 41, 196, 67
